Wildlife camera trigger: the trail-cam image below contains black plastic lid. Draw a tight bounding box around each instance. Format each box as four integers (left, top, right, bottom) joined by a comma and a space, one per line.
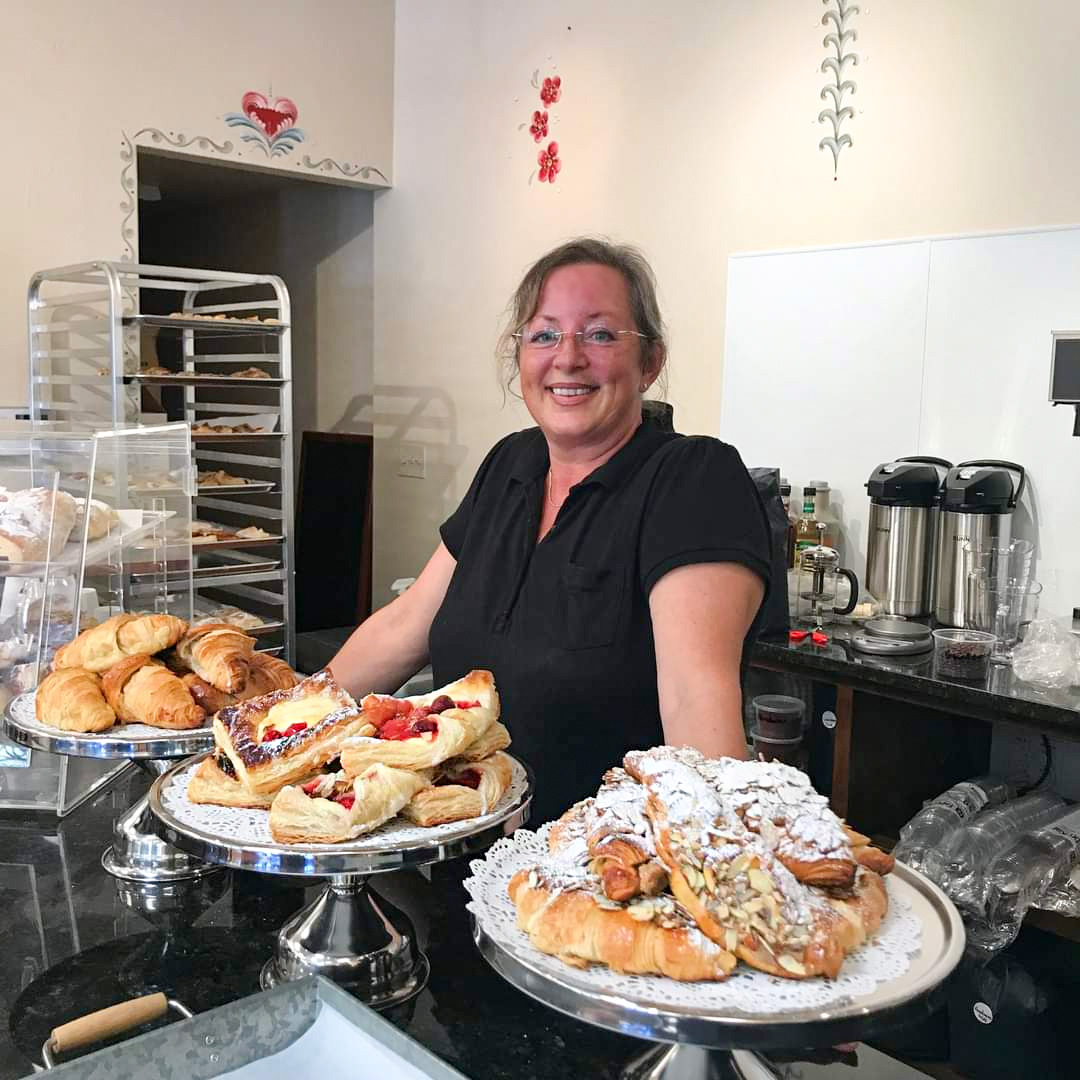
866, 461, 944, 507
942, 464, 1020, 513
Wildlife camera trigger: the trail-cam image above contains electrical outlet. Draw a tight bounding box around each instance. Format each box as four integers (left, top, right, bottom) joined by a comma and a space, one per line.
398, 443, 426, 479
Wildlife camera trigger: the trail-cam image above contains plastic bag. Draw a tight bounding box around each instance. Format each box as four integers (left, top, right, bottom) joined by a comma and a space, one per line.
1011, 618, 1080, 689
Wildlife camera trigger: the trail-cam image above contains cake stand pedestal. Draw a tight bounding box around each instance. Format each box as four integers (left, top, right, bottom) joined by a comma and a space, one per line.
149, 752, 533, 1008
4, 691, 217, 883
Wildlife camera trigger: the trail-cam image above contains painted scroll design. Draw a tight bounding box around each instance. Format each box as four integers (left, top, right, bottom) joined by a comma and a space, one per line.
299, 156, 389, 183
120, 128, 234, 260
818, 0, 859, 178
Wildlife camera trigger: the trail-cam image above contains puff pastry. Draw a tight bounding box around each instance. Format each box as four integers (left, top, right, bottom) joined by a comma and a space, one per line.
507, 811, 735, 981
402, 751, 513, 826
269, 763, 432, 843
174, 623, 255, 693
214, 670, 373, 794
34, 668, 116, 733
340, 670, 498, 776
181, 654, 301, 716
52, 613, 187, 673
626, 748, 880, 979
188, 751, 278, 808
101, 655, 206, 730
455, 720, 511, 762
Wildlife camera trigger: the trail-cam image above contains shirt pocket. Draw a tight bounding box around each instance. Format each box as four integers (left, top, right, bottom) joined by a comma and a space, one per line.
554, 562, 625, 650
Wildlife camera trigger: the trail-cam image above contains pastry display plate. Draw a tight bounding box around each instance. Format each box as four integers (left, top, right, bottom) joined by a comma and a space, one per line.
149, 753, 534, 876
3, 691, 214, 759
467, 828, 964, 1050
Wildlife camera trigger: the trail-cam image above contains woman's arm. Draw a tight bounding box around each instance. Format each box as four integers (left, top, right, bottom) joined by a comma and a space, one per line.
327, 543, 457, 698
649, 562, 765, 758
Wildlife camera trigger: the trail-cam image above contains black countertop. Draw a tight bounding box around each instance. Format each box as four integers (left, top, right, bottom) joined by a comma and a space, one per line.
0, 771, 975, 1080
6, 773, 1080, 1075
751, 624, 1080, 738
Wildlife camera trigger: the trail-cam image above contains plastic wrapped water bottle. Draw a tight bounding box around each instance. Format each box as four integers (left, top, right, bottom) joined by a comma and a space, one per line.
974, 806, 1080, 952
893, 776, 1014, 879
934, 792, 1066, 913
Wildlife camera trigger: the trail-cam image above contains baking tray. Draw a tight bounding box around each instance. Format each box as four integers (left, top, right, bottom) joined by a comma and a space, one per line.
191, 432, 284, 442
196, 482, 276, 496
35, 976, 468, 1078
126, 314, 287, 334
127, 373, 285, 387
191, 535, 284, 551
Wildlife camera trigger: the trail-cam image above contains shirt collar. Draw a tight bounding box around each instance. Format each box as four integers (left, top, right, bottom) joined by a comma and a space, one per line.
508, 419, 672, 490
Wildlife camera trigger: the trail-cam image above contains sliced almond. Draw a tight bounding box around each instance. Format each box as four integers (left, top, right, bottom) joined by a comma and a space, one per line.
743, 897, 767, 915
528, 870, 539, 889
712, 901, 730, 920
730, 853, 751, 877
747, 868, 774, 894
778, 954, 807, 976
628, 902, 655, 922
724, 928, 739, 951
703, 866, 717, 893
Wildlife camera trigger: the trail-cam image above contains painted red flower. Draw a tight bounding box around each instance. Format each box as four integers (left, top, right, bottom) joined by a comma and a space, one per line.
529, 110, 549, 142
540, 76, 562, 106
537, 141, 561, 183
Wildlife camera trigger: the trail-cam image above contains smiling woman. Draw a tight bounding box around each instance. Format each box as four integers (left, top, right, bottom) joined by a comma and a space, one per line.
330, 237, 771, 822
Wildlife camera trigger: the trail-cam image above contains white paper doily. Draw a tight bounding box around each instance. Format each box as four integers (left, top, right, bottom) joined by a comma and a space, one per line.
464, 823, 922, 1015
8, 690, 212, 743
161, 757, 530, 852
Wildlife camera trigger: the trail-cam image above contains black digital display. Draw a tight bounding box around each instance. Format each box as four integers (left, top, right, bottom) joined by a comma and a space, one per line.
1051, 336, 1080, 402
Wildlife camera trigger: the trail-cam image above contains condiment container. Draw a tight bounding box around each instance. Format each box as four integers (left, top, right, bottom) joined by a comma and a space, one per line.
932, 628, 996, 682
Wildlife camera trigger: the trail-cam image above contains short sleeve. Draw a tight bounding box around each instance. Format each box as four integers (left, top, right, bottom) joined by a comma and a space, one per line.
639, 438, 771, 596
439, 433, 517, 559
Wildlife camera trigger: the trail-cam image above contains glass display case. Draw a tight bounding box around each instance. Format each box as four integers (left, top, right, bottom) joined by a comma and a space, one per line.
0, 421, 193, 814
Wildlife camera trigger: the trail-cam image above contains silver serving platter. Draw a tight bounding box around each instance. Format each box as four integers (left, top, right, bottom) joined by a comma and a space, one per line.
3, 691, 214, 759
149, 752, 534, 876
473, 861, 964, 1050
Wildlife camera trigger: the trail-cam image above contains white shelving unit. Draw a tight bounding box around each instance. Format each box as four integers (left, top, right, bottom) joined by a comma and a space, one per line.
27, 262, 295, 662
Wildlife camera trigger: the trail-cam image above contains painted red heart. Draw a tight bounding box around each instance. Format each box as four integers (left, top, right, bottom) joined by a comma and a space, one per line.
242, 92, 298, 138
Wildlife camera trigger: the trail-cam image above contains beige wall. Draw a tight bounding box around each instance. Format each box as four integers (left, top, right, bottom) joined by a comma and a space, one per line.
372, 0, 1080, 601
1, 0, 393, 406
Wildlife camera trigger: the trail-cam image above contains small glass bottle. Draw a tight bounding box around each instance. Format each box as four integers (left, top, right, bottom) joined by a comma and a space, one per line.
779, 479, 795, 567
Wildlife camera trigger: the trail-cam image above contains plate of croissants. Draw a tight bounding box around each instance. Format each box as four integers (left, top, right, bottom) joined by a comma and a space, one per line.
463, 746, 963, 1020
150, 669, 530, 851
6, 613, 300, 752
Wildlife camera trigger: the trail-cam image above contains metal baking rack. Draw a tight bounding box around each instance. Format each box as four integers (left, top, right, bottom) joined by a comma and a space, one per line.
149, 753, 534, 1008
471, 862, 965, 1080
28, 261, 295, 662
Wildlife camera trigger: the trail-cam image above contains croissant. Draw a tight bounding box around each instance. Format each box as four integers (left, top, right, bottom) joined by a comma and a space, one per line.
181, 673, 236, 715
174, 623, 255, 692
101, 655, 206, 729
244, 651, 300, 696
35, 668, 116, 732
509, 870, 736, 981
52, 613, 187, 673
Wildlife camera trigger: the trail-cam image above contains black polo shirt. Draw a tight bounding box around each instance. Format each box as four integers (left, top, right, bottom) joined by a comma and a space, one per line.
429, 420, 771, 823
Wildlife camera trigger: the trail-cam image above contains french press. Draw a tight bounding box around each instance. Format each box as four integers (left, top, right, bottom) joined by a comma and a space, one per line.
796, 524, 859, 627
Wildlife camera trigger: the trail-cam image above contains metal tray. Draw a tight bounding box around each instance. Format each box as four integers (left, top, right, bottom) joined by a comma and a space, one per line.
33, 976, 467, 1079
196, 482, 276, 496
473, 861, 964, 1050
3, 692, 214, 759
191, 431, 283, 441
127, 314, 287, 334
149, 753, 533, 876
127, 373, 285, 387
191, 535, 284, 551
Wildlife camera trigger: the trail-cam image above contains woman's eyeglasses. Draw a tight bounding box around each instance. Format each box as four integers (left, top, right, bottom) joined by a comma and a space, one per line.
513, 327, 649, 353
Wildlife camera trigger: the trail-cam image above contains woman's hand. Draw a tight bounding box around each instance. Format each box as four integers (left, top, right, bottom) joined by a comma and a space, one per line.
327, 543, 457, 698
649, 562, 765, 759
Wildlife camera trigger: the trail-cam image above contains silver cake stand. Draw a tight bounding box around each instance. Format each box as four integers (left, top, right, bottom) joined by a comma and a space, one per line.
148, 752, 534, 1008
3, 690, 218, 883
473, 863, 965, 1080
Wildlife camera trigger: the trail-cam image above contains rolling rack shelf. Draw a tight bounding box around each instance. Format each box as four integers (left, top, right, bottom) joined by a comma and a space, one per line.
28, 262, 295, 662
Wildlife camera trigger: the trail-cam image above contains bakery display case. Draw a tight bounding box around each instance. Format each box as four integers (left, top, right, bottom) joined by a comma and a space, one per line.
0, 421, 194, 815
28, 261, 294, 662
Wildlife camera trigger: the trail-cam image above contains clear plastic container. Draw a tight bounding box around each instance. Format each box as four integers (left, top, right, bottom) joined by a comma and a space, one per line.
932, 628, 996, 681
750, 695, 805, 739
